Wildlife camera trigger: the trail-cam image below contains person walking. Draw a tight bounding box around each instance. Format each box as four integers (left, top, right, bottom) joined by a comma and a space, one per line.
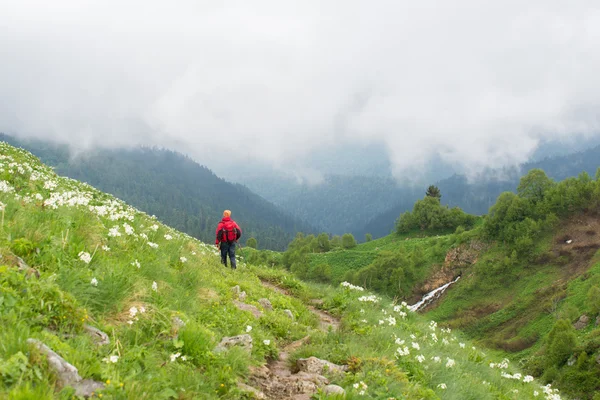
215, 210, 242, 269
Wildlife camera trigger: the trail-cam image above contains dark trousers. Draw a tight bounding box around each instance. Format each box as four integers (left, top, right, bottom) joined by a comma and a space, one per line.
220, 242, 237, 269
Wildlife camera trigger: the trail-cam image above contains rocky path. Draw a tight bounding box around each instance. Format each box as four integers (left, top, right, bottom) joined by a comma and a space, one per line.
241, 280, 345, 399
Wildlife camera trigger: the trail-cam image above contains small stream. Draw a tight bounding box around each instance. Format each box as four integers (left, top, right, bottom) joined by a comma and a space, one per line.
408, 276, 460, 312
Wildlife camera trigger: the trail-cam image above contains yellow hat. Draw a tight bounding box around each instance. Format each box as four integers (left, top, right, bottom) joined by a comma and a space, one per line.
223, 210, 231, 217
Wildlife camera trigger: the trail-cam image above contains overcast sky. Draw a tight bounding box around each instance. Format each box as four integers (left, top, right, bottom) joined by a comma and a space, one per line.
1, 1, 600, 179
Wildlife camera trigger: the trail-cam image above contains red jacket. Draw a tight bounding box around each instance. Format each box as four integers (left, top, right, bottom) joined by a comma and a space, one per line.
215, 217, 242, 245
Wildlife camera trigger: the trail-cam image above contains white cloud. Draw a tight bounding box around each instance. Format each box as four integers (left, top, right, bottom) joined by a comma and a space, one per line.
1, 0, 599, 178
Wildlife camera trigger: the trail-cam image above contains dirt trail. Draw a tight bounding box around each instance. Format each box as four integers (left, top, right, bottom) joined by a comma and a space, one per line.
260, 280, 340, 332
244, 280, 342, 399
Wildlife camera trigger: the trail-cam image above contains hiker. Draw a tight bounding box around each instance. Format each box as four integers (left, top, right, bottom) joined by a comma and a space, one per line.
215, 210, 242, 269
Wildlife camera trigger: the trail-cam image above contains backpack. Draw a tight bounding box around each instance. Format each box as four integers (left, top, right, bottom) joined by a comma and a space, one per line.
220, 221, 240, 243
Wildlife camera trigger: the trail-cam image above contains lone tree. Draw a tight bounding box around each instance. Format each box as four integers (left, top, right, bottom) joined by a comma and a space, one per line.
426, 185, 441, 200
246, 237, 258, 249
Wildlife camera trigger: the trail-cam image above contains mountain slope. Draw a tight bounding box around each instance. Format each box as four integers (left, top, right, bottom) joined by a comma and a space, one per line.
360, 145, 600, 238
0, 142, 558, 399
1, 134, 313, 250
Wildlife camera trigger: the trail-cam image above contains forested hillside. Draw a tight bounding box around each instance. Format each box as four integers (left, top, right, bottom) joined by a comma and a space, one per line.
360, 145, 600, 239
0, 134, 312, 250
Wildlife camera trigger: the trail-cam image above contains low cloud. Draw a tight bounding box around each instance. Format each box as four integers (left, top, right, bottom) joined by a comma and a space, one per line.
1, 1, 599, 179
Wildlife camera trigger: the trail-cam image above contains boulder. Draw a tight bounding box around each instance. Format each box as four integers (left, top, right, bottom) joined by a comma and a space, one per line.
234, 300, 263, 318
296, 357, 348, 376
215, 334, 253, 353
237, 382, 267, 399
84, 325, 110, 345
284, 309, 294, 320
27, 339, 104, 396
574, 315, 589, 330
323, 384, 346, 396
258, 298, 273, 311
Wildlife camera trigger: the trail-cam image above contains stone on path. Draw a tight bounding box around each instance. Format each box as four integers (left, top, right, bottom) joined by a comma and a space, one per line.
215, 334, 253, 353
258, 298, 273, 311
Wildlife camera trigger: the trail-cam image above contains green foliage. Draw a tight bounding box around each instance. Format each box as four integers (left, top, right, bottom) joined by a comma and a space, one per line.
365, 233, 372, 242
425, 185, 441, 199
587, 285, 600, 316
246, 237, 258, 249
545, 319, 577, 367
396, 196, 476, 234
341, 233, 357, 249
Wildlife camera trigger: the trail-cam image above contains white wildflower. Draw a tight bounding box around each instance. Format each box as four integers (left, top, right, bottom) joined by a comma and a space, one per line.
132, 259, 141, 269
358, 295, 380, 303
127, 320, 134, 325
396, 346, 410, 357
246, 325, 252, 333
139, 233, 148, 240
429, 321, 437, 331
170, 352, 181, 362
410, 334, 416, 340
180, 256, 187, 263
445, 358, 455, 368
432, 356, 441, 363
150, 224, 159, 231
164, 234, 173, 240
533, 391, 539, 397
263, 340, 271, 346
395, 338, 405, 345
129, 307, 138, 318
123, 223, 134, 235
148, 242, 159, 248
340, 281, 365, 291
459, 342, 465, 348
523, 375, 534, 383
35, 193, 43, 201
442, 338, 450, 345
78, 251, 92, 264
152, 281, 158, 291
108, 226, 121, 237
411, 342, 420, 350
90, 277, 98, 286
181, 355, 187, 361
102, 355, 119, 364
437, 383, 447, 390
140, 306, 146, 313
430, 333, 438, 342
416, 354, 425, 363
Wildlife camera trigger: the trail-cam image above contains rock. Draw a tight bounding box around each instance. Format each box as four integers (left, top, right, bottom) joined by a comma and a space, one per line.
574, 315, 590, 330
215, 334, 253, 353
172, 316, 186, 329
84, 325, 110, 345
284, 309, 294, 320
234, 300, 263, 318
73, 379, 106, 397
239, 291, 247, 302
16, 256, 40, 278
27, 339, 104, 396
232, 285, 241, 295
323, 384, 346, 396
237, 382, 267, 399
258, 298, 273, 311
296, 357, 348, 376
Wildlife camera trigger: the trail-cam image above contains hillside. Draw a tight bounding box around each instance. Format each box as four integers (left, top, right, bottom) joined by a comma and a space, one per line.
0, 134, 313, 250
0, 142, 558, 399
360, 145, 600, 239
295, 169, 600, 399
